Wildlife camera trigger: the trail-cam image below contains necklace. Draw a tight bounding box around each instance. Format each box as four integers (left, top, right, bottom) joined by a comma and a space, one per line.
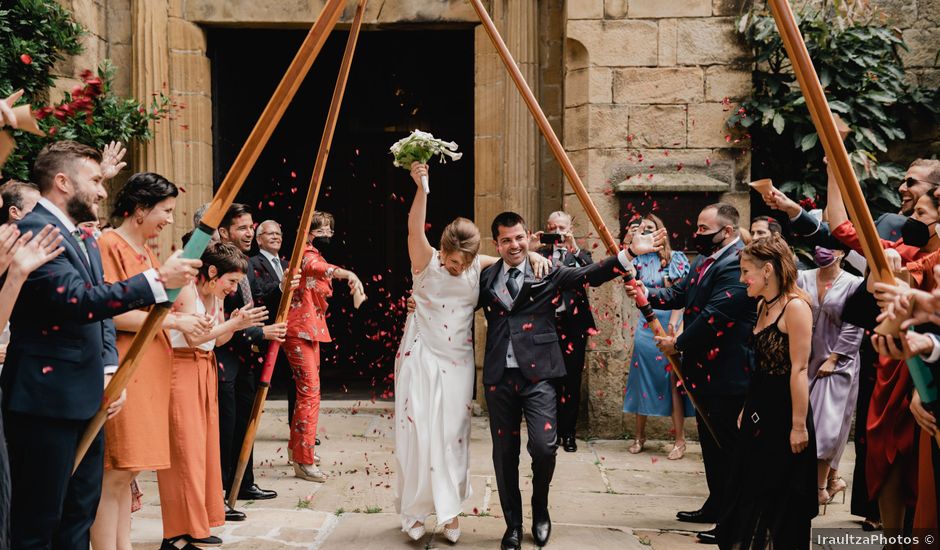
763, 293, 782, 316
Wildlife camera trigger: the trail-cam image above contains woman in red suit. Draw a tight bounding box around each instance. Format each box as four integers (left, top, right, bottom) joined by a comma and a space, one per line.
285, 211, 363, 482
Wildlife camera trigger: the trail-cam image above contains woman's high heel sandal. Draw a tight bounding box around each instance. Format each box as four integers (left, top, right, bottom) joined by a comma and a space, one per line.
628, 438, 646, 454
818, 486, 831, 515
667, 441, 686, 460
827, 476, 847, 504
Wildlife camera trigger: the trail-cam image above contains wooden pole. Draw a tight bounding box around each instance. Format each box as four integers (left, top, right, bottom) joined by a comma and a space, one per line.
767, 0, 939, 446
72, 0, 347, 473
767, 0, 893, 285
227, 0, 368, 506
467, 0, 721, 446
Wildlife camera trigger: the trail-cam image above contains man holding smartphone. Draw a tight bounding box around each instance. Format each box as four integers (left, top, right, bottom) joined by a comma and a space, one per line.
533, 211, 595, 452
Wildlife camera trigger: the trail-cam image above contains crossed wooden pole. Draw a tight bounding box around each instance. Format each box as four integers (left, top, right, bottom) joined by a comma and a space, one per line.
227, 0, 368, 507
73, 0, 348, 473
79, 0, 936, 472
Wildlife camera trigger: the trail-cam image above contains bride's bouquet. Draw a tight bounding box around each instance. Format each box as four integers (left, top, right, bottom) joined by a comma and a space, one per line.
389, 130, 462, 194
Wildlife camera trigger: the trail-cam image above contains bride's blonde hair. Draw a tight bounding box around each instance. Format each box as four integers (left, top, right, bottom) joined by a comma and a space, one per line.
440, 217, 480, 262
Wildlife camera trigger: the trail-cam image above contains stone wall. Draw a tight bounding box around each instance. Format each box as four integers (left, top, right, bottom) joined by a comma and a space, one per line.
562, 0, 753, 437
870, 0, 940, 160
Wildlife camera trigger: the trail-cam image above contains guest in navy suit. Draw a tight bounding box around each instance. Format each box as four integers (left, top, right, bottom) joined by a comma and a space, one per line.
627, 203, 756, 545
0, 141, 199, 549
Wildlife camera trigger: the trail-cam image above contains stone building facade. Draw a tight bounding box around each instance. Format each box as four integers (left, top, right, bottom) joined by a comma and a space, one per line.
50, 0, 938, 436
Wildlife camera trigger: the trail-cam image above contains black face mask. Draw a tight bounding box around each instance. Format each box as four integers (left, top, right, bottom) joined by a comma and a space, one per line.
901, 218, 931, 248
692, 229, 722, 255
312, 236, 331, 249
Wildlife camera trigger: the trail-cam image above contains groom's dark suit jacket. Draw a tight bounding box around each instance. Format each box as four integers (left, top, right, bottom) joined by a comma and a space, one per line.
477, 255, 626, 386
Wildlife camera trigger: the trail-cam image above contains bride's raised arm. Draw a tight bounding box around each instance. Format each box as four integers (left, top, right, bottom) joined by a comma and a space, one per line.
407, 162, 435, 273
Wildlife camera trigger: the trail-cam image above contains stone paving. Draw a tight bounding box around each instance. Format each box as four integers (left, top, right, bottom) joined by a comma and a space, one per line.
130, 400, 859, 549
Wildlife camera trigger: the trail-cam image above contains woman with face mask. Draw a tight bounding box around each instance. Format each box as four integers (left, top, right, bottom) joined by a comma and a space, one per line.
795, 247, 864, 513
826, 161, 940, 263
621, 214, 693, 460
827, 163, 940, 539
283, 211, 363, 484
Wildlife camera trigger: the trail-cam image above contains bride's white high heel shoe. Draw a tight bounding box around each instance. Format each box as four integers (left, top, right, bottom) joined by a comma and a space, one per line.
443, 525, 461, 543
405, 522, 426, 541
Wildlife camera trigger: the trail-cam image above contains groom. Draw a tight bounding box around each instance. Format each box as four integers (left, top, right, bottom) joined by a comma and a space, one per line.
478, 211, 660, 550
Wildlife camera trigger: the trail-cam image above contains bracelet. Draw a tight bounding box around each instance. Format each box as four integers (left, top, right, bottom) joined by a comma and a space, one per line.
627, 245, 639, 259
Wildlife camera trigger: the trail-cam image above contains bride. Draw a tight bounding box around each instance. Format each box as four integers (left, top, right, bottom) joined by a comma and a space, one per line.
394, 162, 548, 543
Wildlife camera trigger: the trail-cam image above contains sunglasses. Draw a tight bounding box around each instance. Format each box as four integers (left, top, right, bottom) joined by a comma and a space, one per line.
899, 177, 937, 189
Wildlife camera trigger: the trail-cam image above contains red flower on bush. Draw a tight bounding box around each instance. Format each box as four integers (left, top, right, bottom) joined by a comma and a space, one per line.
20, 54, 32, 65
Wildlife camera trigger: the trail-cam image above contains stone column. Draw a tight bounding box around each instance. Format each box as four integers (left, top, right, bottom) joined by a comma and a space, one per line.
131, 0, 175, 256
473, 0, 541, 406
473, 0, 540, 243
132, 0, 173, 178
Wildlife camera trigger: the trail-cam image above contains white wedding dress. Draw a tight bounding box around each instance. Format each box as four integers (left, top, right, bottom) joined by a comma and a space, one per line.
394, 250, 479, 530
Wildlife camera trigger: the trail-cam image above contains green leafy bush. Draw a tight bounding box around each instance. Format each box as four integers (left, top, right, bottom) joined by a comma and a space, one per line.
728, 1, 939, 213
0, 0, 170, 181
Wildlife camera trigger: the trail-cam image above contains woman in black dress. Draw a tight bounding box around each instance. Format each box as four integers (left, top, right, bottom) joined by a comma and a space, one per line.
719, 235, 819, 549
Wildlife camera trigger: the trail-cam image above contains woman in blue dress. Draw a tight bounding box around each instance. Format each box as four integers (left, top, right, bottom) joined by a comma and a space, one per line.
622, 214, 694, 459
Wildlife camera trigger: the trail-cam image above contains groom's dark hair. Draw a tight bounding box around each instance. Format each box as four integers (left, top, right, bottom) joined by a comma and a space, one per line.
491, 211, 527, 240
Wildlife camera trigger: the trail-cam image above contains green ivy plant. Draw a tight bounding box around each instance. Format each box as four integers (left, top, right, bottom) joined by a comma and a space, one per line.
727, 0, 939, 214
0, 0, 170, 182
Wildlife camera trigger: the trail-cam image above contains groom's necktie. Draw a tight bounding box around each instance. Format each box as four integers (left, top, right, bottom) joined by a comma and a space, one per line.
507, 267, 521, 300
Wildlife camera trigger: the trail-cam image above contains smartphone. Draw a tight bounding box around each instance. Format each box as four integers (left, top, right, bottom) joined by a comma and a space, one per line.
540, 233, 563, 245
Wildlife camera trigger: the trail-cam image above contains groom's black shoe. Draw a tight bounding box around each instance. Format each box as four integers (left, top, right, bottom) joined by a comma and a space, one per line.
532, 514, 552, 547
500, 526, 523, 550
561, 435, 577, 452
676, 508, 717, 523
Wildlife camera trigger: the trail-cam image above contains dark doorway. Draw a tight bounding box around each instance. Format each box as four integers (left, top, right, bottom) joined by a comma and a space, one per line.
208, 27, 475, 400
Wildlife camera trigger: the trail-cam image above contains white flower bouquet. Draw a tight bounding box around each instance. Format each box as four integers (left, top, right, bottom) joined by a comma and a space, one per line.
389, 130, 462, 194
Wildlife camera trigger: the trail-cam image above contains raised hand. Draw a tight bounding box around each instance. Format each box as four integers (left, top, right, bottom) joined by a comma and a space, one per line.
0, 90, 23, 129
628, 227, 667, 257
9, 224, 64, 278
873, 284, 940, 329
0, 224, 24, 276
764, 188, 801, 218
232, 305, 269, 331
410, 162, 429, 191
528, 251, 551, 279
100, 141, 128, 180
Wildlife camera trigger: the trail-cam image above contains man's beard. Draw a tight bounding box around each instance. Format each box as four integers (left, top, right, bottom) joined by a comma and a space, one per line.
66, 190, 98, 224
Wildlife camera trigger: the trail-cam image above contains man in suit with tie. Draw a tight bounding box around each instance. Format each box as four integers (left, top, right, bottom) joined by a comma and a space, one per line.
1, 140, 199, 548
215, 205, 287, 518
627, 203, 755, 544
479, 211, 663, 550
534, 211, 595, 453
248, 220, 298, 424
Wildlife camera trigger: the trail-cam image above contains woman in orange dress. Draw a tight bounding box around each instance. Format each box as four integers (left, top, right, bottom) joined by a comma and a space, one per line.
91, 172, 211, 550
